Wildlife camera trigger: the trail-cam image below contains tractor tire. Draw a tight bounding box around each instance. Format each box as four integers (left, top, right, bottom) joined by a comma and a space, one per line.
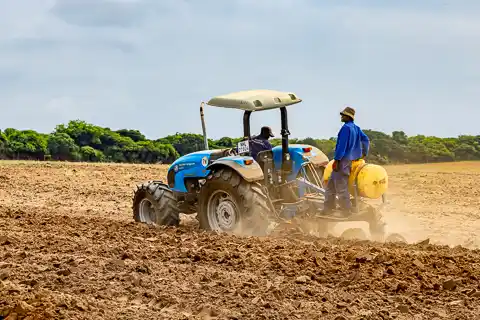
132, 181, 180, 226
197, 167, 272, 236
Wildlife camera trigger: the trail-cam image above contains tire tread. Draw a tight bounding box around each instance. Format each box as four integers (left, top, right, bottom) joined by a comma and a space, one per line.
132, 181, 180, 226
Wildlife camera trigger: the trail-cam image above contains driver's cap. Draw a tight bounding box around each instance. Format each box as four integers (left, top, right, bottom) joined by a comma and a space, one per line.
261, 126, 275, 137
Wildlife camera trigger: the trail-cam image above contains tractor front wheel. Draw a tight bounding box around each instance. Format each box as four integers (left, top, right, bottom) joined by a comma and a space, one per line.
197, 167, 272, 236
132, 181, 180, 226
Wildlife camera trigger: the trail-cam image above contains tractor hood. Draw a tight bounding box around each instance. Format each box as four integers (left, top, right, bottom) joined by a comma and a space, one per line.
168, 150, 224, 173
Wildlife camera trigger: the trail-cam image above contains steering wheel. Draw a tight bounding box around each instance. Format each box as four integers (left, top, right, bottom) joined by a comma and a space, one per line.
222, 148, 237, 157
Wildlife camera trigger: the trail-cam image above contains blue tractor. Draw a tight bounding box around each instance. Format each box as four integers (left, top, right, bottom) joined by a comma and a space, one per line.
132, 90, 405, 242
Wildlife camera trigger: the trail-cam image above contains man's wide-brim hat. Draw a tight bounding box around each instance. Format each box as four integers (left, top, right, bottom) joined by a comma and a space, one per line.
340, 106, 355, 120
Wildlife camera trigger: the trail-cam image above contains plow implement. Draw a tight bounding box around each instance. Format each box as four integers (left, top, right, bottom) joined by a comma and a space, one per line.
262, 159, 407, 243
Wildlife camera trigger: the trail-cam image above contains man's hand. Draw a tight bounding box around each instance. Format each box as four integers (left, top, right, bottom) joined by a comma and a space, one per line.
332, 160, 339, 172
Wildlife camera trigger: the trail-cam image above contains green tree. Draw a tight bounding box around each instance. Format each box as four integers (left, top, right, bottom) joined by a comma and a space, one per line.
4, 129, 48, 160
407, 136, 454, 162
392, 131, 408, 145
0, 130, 7, 158
48, 133, 79, 161
215, 137, 235, 148
454, 143, 479, 160
54, 120, 104, 148
158, 133, 207, 155
295, 137, 320, 149
2, 119, 480, 165
116, 129, 146, 142
80, 146, 105, 162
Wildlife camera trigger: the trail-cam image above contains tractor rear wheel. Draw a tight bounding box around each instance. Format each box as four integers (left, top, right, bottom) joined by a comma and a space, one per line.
133, 181, 180, 226
197, 167, 272, 236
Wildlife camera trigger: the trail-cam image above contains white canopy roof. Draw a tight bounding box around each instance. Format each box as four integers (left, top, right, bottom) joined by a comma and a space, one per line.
206, 89, 302, 111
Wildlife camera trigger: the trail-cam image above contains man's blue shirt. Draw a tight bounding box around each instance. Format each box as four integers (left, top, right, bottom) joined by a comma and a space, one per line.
250, 136, 273, 160
334, 121, 370, 161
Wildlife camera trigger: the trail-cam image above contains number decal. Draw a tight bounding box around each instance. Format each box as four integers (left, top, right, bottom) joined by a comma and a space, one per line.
237, 141, 250, 154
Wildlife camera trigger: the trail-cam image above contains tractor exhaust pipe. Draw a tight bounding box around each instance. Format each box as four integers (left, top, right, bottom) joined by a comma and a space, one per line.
200, 102, 209, 150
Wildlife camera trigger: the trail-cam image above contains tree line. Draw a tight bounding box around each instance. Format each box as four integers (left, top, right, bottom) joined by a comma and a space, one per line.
0, 120, 479, 164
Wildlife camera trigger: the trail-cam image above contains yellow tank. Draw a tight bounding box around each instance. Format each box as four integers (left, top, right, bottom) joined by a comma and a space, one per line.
323, 159, 388, 199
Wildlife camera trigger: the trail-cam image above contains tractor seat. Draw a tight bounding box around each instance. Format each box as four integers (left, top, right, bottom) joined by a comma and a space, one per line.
255, 149, 274, 172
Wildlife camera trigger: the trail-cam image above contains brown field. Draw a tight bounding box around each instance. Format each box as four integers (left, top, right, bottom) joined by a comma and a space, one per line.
1, 161, 480, 319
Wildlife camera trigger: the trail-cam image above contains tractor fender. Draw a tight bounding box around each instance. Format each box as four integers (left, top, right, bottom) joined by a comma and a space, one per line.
206, 159, 264, 182
307, 147, 329, 167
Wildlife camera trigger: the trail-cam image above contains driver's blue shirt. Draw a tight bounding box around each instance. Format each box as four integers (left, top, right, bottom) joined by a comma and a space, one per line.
250, 136, 273, 160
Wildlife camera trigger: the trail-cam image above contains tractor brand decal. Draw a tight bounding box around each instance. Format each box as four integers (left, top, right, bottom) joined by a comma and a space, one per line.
201, 156, 208, 167
174, 165, 179, 172
177, 162, 196, 171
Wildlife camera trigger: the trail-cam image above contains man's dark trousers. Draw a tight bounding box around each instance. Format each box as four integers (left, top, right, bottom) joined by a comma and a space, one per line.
324, 158, 352, 212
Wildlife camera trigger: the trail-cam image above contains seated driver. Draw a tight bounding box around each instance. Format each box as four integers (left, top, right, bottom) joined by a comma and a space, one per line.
250, 126, 274, 160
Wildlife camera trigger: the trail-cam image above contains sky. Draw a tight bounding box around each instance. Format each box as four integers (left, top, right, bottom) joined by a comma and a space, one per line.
0, 0, 479, 140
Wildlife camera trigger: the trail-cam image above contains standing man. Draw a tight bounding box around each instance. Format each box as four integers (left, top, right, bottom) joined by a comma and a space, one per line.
250, 126, 274, 160
321, 106, 370, 217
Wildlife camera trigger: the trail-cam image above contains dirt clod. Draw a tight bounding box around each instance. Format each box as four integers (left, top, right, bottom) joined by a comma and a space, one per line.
0, 270, 9, 280
12, 301, 34, 316
397, 304, 409, 313
295, 275, 310, 284
413, 259, 425, 269
0, 236, 11, 245
57, 269, 72, 276
355, 253, 373, 263
443, 279, 458, 291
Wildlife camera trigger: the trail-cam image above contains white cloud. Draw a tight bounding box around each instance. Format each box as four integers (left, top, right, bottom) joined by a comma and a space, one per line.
0, 1, 479, 139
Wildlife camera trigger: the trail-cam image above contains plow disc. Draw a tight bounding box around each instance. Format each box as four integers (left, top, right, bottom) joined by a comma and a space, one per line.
268, 217, 332, 238
266, 199, 408, 244
339, 228, 368, 241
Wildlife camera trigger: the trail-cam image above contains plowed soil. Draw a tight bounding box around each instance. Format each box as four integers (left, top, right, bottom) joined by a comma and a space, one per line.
1, 161, 480, 319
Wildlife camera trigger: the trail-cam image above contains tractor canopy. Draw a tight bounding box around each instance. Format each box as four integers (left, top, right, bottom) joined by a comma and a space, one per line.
206, 89, 302, 111
201, 89, 302, 177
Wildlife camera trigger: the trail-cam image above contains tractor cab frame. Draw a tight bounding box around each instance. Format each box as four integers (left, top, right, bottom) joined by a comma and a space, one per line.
204, 90, 305, 172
